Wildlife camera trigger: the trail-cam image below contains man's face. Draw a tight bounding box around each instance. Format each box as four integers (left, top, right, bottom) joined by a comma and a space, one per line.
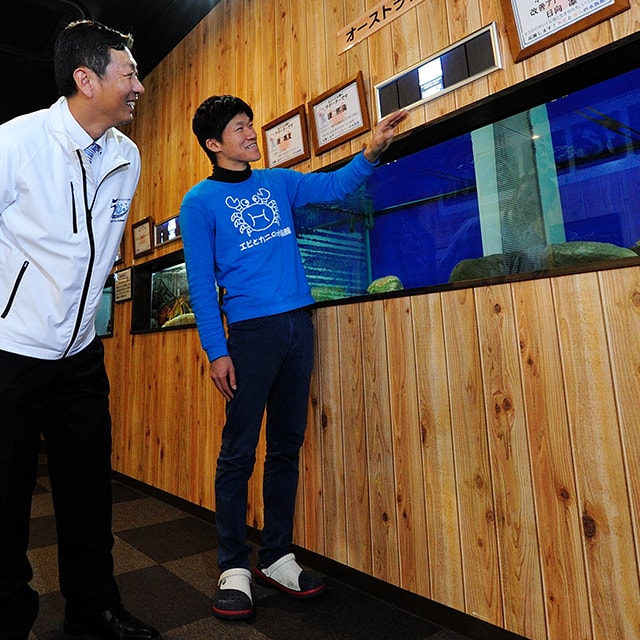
91, 47, 144, 128
207, 112, 262, 170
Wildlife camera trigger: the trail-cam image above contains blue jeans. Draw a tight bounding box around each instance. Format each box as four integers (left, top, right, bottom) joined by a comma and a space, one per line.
215, 309, 314, 571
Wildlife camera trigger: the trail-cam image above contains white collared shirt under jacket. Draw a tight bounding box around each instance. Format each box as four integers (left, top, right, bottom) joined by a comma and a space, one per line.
0, 97, 141, 359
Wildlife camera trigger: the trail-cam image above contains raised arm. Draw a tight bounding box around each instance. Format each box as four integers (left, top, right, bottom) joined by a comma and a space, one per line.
363, 109, 409, 164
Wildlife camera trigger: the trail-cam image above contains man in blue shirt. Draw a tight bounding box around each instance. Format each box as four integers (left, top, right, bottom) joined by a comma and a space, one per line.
180, 95, 406, 620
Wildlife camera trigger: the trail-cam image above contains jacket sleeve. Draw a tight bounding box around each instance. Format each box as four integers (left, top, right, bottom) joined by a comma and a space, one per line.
287, 150, 377, 209
180, 191, 229, 362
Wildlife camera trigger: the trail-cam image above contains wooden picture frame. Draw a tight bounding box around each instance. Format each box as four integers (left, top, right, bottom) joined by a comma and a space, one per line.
308, 71, 371, 155
501, 0, 630, 62
113, 267, 133, 303
132, 216, 154, 258
261, 105, 310, 168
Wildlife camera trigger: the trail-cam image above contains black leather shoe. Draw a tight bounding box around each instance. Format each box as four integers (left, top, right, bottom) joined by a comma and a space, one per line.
63, 605, 161, 640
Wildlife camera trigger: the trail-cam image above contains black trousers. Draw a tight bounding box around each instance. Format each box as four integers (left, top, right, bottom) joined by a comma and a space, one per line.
0, 337, 120, 639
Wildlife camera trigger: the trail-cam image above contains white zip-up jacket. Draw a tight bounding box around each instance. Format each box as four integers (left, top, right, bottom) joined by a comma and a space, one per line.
0, 97, 141, 359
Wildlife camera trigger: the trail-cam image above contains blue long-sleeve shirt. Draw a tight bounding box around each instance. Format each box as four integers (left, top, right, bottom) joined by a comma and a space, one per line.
180, 151, 376, 361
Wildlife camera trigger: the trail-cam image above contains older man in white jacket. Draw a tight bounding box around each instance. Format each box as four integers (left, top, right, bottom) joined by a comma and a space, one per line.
0, 20, 160, 640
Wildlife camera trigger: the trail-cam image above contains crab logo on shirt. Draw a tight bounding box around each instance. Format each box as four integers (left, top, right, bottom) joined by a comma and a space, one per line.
226, 188, 280, 236
110, 198, 131, 222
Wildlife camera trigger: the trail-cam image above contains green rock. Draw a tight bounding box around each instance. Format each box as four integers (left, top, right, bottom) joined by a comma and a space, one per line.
367, 275, 404, 294
448, 254, 507, 282
449, 241, 637, 283
542, 241, 637, 267
311, 285, 348, 301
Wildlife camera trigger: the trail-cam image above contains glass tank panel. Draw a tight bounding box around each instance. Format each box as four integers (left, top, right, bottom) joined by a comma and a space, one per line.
296, 64, 640, 301
131, 250, 197, 333
150, 262, 193, 329
95, 278, 114, 337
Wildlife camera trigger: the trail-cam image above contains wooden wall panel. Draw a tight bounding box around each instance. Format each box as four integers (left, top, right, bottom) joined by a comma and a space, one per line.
275, 0, 293, 115
258, 3, 277, 122
316, 306, 348, 562
296, 310, 325, 553
475, 285, 545, 639
304, 3, 329, 172
611, 0, 640, 37
366, 2, 395, 125
480, 0, 526, 91
384, 297, 429, 597
599, 269, 640, 570
227, 0, 246, 104
563, 19, 613, 60
336, 303, 372, 574
553, 273, 640, 639
416, 2, 454, 127
390, 7, 422, 84
411, 294, 464, 610
343, 0, 370, 155
512, 278, 591, 640
447, 0, 489, 110
360, 300, 400, 585
213, 0, 234, 100
441, 288, 502, 627
104, 2, 640, 638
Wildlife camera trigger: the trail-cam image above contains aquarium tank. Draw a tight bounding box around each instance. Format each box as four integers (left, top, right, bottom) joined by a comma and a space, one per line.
295, 62, 640, 302
150, 261, 194, 329
95, 278, 114, 337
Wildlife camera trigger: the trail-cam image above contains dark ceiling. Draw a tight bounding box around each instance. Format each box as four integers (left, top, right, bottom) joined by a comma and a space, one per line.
0, 0, 218, 124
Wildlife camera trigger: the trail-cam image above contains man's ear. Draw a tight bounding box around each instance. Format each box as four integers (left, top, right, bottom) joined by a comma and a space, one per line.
73, 67, 95, 98
205, 138, 222, 153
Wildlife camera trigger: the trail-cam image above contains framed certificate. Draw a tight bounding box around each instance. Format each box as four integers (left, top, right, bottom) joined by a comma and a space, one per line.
113, 267, 133, 303
132, 216, 154, 258
308, 71, 371, 155
262, 105, 310, 168
501, 0, 629, 62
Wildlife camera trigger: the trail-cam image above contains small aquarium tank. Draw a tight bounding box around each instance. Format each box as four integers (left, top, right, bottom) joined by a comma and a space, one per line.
95, 276, 114, 337
150, 262, 193, 329
295, 58, 640, 301
132, 250, 197, 333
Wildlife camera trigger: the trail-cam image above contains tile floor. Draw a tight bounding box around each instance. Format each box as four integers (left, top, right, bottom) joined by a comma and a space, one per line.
27, 454, 481, 640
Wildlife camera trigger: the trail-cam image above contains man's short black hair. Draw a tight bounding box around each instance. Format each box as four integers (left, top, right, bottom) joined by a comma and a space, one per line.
54, 20, 134, 98
192, 95, 254, 166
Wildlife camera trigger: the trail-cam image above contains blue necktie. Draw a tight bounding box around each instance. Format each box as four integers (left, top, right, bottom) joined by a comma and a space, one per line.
84, 141, 101, 162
